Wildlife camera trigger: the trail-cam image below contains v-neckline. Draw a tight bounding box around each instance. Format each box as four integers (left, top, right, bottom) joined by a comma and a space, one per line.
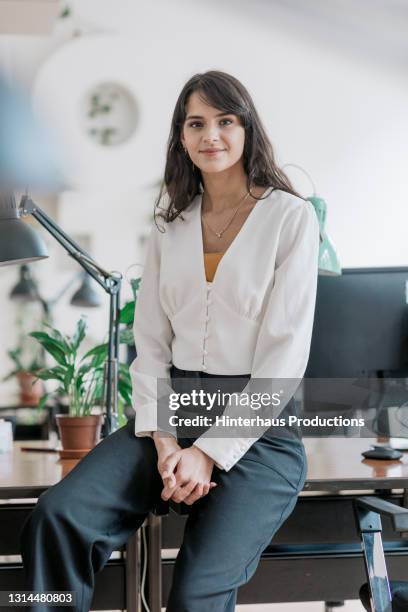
196, 190, 268, 288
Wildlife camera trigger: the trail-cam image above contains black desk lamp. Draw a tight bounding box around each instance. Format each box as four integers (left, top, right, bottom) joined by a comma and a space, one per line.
10, 265, 102, 316
9, 265, 38, 301
0, 192, 122, 436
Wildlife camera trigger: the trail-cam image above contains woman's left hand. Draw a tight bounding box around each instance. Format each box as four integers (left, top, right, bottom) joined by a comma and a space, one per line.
160, 446, 217, 505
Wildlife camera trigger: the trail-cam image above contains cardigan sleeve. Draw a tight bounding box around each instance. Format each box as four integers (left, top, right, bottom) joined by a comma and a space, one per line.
129, 224, 178, 440
193, 201, 320, 471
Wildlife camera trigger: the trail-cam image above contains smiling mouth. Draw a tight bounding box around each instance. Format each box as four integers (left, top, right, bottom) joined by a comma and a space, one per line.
200, 149, 226, 155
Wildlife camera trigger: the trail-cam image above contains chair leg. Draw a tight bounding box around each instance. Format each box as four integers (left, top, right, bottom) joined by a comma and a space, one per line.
148, 513, 162, 612
126, 530, 141, 612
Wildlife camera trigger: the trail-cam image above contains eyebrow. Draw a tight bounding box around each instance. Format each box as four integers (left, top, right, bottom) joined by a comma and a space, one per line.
185, 112, 232, 120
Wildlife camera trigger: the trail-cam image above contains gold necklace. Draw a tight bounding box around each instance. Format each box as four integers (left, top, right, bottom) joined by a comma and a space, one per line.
202, 191, 251, 239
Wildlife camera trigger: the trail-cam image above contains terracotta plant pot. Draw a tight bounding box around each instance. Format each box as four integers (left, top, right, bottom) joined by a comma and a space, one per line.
55, 414, 104, 460
16, 371, 44, 405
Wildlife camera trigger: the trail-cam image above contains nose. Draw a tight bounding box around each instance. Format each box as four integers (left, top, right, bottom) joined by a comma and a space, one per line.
202, 124, 220, 144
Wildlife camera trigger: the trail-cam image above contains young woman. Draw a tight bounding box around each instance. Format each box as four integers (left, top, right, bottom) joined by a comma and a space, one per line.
20, 70, 319, 611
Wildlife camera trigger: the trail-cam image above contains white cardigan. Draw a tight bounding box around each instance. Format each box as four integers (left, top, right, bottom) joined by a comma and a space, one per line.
130, 188, 320, 471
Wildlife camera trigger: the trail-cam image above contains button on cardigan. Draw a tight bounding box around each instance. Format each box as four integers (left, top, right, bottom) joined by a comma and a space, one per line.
129, 188, 320, 471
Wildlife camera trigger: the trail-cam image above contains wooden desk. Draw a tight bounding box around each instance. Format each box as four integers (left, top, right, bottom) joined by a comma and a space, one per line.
2, 437, 408, 611
4, 437, 408, 496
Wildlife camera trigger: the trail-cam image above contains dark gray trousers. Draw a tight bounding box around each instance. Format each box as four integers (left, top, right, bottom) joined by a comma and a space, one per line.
20, 372, 307, 612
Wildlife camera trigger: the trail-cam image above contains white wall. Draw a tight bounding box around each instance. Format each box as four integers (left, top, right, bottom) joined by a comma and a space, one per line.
1, 0, 407, 398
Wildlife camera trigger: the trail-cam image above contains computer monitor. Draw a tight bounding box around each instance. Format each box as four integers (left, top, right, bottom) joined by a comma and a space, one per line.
302, 267, 408, 422
305, 267, 408, 378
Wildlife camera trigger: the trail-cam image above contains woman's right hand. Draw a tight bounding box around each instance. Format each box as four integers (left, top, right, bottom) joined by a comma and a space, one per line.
153, 432, 181, 489
153, 432, 216, 505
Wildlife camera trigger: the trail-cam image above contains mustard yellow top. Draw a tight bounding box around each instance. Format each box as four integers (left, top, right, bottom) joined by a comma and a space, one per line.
204, 252, 224, 282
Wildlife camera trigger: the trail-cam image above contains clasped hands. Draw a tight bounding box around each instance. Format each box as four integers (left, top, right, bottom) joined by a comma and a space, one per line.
153, 432, 217, 506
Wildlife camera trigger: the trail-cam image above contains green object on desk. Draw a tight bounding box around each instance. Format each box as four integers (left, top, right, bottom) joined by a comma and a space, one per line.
307, 195, 342, 276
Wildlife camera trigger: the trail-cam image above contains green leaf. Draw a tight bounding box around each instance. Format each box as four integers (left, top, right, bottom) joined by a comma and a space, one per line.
119, 381, 131, 396
118, 381, 132, 406
81, 343, 108, 362
118, 361, 132, 405
29, 332, 68, 367
119, 362, 131, 374
119, 328, 134, 345
118, 365, 131, 384
72, 318, 87, 352
37, 393, 50, 410
88, 375, 104, 405
77, 363, 93, 378
34, 366, 66, 383
7, 347, 24, 371
63, 364, 75, 393
42, 323, 72, 354
74, 373, 84, 392
119, 301, 135, 325
90, 351, 108, 369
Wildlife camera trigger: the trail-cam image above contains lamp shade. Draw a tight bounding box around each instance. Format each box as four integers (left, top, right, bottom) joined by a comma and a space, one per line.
0, 193, 49, 266
307, 195, 341, 276
70, 273, 102, 308
9, 264, 38, 301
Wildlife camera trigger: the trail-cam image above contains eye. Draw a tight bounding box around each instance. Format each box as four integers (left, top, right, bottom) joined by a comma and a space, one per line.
188, 121, 203, 128
220, 118, 233, 126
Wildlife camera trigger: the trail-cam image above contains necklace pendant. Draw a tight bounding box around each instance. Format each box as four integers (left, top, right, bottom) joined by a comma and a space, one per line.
216, 232, 222, 238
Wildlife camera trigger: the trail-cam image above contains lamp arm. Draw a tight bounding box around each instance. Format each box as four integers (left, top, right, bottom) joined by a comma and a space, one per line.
104, 284, 121, 429
19, 196, 113, 292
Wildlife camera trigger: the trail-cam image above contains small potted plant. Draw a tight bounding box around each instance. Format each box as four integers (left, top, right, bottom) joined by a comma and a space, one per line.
3, 302, 47, 405
3, 345, 45, 405
3, 347, 44, 405
30, 316, 133, 459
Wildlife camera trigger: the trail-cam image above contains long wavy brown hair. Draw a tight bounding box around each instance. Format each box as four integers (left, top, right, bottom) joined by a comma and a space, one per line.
155, 70, 300, 225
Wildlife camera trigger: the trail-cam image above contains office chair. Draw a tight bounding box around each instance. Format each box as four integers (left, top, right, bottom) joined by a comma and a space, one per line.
354, 496, 408, 611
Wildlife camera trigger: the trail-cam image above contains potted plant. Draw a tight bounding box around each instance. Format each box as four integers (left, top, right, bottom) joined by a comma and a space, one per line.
3, 302, 46, 405
3, 346, 44, 405
30, 316, 133, 459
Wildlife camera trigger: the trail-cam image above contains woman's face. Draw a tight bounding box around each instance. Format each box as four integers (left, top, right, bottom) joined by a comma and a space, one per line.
181, 90, 245, 175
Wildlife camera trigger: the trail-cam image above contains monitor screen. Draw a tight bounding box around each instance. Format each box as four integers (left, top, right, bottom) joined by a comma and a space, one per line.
305, 267, 408, 378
